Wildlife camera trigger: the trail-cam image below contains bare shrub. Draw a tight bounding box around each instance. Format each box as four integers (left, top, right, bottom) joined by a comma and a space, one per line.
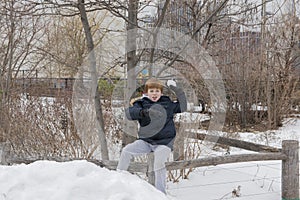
1, 93, 97, 160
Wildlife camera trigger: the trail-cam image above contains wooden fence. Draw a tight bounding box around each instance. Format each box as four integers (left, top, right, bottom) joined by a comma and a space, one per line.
0, 136, 299, 200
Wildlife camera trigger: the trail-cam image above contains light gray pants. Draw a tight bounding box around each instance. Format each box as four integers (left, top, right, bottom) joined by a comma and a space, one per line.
117, 140, 171, 194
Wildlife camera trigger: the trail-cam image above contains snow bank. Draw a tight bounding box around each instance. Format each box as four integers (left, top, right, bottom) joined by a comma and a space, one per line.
0, 160, 169, 200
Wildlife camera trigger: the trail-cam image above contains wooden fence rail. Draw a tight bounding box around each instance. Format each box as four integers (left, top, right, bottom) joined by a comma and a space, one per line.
0, 140, 299, 200
186, 131, 282, 152
166, 152, 287, 170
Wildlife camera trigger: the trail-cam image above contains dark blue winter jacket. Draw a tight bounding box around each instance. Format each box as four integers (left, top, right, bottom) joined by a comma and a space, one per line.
125, 87, 187, 150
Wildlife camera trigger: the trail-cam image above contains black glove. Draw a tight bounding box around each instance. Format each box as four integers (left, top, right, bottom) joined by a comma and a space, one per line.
140, 109, 149, 118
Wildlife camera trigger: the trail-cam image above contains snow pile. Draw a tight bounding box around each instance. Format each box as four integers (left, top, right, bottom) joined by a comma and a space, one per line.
0, 160, 169, 200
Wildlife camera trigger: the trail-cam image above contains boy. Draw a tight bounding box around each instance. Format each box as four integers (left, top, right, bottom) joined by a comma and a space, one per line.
117, 78, 187, 194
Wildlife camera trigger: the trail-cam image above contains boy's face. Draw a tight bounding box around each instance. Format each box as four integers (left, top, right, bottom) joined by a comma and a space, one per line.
147, 87, 162, 102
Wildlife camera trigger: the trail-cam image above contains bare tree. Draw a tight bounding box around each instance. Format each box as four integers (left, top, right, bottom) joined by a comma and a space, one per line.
26, 0, 129, 160
0, 0, 47, 141
39, 16, 87, 78
0, 0, 47, 99
262, 12, 300, 128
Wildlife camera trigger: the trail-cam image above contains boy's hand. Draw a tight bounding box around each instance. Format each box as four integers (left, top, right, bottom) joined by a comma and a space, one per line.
167, 79, 182, 93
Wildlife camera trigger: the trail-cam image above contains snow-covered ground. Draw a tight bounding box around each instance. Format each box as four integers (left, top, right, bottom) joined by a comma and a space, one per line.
0, 117, 299, 200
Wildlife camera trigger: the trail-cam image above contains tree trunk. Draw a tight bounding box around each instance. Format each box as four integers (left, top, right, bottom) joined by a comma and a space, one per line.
122, 0, 139, 147
78, 0, 109, 160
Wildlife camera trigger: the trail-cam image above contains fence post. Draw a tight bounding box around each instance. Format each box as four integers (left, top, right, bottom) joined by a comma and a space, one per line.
282, 140, 299, 200
0, 142, 9, 165
147, 153, 155, 186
